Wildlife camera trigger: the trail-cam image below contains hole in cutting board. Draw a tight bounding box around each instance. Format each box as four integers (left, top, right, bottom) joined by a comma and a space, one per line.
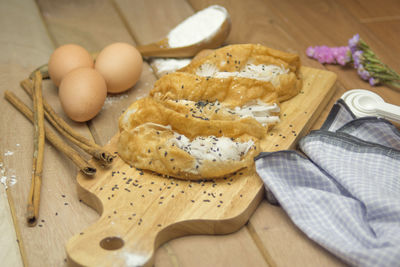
100, 237, 124, 250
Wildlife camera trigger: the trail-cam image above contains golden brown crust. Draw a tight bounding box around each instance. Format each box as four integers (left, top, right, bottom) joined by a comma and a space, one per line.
150, 72, 280, 107
118, 44, 302, 180
151, 44, 302, 104
181, 44, 301, 74
118, 123, 260, 180
119, 97, 268, 139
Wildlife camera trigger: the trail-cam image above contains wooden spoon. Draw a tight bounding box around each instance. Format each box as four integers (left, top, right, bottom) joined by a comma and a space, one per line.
30, 6, 231, 79
136, 14, 231, 58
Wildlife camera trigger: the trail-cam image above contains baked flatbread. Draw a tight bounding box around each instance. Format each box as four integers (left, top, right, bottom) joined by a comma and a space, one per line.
118, 44, 302, 180
118, 123, 260, 180
119, 97, 279, 140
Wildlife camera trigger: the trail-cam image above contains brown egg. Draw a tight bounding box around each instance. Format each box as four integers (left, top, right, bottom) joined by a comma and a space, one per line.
95, 42, 143, 93
59, 67, 107, 122
48, 44, 94, 87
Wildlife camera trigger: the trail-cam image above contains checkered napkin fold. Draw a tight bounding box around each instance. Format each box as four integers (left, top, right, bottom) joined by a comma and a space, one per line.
255, 99, 400, 267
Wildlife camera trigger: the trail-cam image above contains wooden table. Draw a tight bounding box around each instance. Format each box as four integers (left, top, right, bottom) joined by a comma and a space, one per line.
1, 0, 399, 266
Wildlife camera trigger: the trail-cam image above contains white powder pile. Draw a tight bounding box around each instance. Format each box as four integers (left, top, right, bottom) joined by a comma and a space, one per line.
167, 5, 228, 48
0, 162, 17, 189
152, 58, 191, 76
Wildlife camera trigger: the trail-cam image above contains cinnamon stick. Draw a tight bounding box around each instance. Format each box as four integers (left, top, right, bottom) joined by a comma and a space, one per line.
25, 71, 45, 226
20, 78, 113, 165
4, 91, 96, 176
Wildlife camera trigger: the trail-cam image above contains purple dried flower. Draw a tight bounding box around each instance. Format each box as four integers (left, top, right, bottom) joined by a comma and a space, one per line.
352, 50, 363, 69
369, 77, 380, 86
335, 46, 351, 66
357, 65, 370, 80
315, 45, 336, 64
306, 46, 315, 57
305, 33, 400, 88
348, 34, 360, 52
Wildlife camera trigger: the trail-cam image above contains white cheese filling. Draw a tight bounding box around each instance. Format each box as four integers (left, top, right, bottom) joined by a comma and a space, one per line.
170, 99, 280, 126
196, 63, 289, 87
171, 134, 254, 164
227, 100, 280, 126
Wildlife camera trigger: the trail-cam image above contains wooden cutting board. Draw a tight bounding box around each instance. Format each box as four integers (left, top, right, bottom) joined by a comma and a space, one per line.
66, 66, 337, 267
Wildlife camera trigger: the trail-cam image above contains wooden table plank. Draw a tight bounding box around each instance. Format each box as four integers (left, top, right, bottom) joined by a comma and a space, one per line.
337, 0, 400, 21
0, 1, 101, 266
0, 157, 23, 267
337, 0, 400, 82
261, 0, 400, 101
248, 202, 346, 267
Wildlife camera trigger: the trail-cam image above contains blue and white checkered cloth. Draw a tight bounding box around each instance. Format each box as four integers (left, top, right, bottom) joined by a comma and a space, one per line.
255, 99, 400, 267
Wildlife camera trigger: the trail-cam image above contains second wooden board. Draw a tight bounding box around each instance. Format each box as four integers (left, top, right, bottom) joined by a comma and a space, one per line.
66, 66, 337, 267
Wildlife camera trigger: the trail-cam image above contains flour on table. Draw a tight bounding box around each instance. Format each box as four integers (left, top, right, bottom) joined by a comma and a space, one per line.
4, 150, 14, 156
0, 162, 17, 189
152, 58, 191, 76
102, 94, 129, 109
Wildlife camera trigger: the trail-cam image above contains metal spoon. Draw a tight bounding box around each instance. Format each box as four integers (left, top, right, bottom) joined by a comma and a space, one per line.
342, 89, 400, 123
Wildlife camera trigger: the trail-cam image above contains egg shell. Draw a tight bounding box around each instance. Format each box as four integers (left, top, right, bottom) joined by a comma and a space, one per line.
95, 42, 143, 93
48, 44, 94, 87
59, 67, 107, 122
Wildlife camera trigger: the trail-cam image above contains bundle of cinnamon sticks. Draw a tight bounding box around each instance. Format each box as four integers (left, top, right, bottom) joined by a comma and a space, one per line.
4, 72, 114, 226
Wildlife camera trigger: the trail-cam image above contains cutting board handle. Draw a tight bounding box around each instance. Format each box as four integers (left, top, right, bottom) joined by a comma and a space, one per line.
66, 213, 156, 267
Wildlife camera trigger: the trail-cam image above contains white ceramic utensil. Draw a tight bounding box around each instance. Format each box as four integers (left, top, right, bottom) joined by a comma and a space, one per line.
341, 89, 400, 123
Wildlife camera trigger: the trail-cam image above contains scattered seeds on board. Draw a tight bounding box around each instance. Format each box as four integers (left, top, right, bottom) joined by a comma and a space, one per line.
89, 164, 255, 228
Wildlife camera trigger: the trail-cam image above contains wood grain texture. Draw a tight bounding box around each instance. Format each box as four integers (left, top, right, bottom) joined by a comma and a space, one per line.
248, 202, 346, 267
2, 0, 399, 266
0, 158, 23, 267
65, 66, 336, 267
0, 1, 99, 266
112, 1, 272, 266
336, 0, 400, 21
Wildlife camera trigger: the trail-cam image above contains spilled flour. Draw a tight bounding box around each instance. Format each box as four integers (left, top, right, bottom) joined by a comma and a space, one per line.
123, 252, 150, 267
0, 162, 17, 189
152, 58, 191, 76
